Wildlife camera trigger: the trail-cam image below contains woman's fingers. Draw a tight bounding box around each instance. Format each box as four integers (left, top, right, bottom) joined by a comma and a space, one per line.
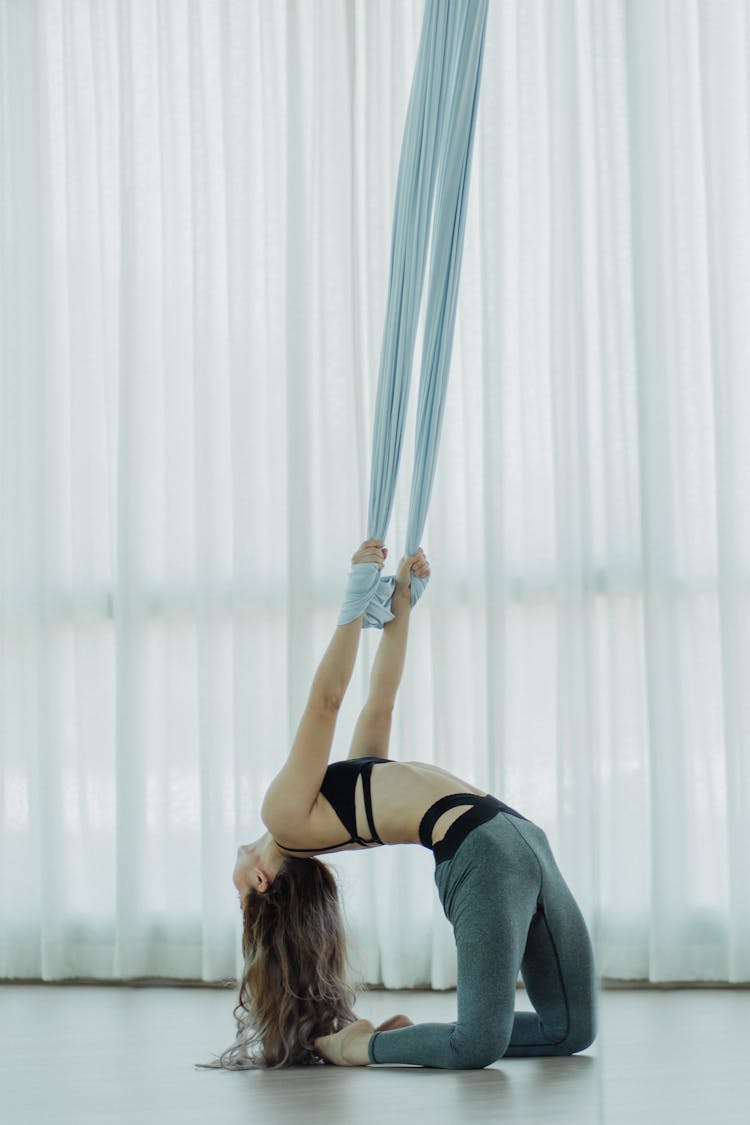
350, 541, 431, 576
408, 547, 430, 577
351, 540, 387, 568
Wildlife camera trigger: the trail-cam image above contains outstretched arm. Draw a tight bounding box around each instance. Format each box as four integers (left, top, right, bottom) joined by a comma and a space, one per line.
348, 549, 430, 759
307, 540, 387, 706
261, 541, 386, 822
366, 549, 429, 710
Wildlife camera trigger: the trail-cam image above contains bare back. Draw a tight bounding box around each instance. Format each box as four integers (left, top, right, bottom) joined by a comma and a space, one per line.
263, 760, 489, 858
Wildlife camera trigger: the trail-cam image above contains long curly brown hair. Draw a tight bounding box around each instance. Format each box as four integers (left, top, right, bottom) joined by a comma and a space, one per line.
200, 856, 357, 1069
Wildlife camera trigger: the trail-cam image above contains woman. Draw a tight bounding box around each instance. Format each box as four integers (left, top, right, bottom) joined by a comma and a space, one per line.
225, 540, 597, 1069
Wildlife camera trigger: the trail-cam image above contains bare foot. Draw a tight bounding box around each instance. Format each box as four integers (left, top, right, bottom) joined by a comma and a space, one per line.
314, 1019, 375, 1066
374, 1013, 414, 1032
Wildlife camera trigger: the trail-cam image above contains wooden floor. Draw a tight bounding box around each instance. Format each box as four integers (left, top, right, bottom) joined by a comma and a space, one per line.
1, 983, 748, 1124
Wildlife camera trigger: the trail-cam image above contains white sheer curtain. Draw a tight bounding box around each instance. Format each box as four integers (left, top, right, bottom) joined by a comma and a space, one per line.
1, 0, 748, 985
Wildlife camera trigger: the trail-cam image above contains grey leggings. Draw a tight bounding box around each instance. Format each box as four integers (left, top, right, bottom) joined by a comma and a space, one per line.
367, 810, 597, 1068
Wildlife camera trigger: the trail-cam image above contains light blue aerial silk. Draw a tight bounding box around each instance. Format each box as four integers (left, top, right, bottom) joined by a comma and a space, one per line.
339, 0, 490, 628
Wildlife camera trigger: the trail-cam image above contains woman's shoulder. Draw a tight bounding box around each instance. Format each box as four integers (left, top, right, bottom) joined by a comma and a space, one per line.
263, 790, 352, 855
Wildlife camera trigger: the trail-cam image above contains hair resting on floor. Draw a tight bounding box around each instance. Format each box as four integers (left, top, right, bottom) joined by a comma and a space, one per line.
201, 856, 357, 1069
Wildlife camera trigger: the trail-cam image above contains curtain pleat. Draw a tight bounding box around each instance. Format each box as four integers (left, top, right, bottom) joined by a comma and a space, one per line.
1, 0, 749, 985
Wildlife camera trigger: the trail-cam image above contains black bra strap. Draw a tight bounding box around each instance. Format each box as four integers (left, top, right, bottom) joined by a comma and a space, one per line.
273, 837, 350, 854
362, 762, 382, 844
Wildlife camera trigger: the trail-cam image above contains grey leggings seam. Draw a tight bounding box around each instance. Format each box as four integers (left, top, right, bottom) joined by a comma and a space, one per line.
503, 812, 544, 901
531, 906, 570, 1046
501, 816, 572, 1047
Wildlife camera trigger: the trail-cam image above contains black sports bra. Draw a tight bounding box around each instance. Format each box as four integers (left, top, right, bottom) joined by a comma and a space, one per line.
273, 757, 529, 862
273, 757, 396, 854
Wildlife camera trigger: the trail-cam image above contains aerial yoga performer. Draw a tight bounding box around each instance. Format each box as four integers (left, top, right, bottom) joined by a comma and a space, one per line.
214, 0, 597, 1069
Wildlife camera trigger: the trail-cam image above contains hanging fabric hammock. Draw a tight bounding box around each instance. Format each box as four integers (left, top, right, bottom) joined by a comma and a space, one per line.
339, 0, 490, 628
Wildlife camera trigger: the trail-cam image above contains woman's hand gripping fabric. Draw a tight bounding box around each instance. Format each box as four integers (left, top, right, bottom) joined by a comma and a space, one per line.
338, 540, 431, 629
394, 548, 431, 599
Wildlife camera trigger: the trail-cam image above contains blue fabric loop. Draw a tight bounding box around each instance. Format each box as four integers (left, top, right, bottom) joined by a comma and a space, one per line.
337, 563, 429, 630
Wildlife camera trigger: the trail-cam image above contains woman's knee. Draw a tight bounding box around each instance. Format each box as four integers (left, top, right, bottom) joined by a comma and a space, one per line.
448, 1029, 510, 1069
559, 1003, 597, 1054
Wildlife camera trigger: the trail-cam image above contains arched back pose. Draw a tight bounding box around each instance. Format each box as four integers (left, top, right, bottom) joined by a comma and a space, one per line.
224, 541, 597, 1069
